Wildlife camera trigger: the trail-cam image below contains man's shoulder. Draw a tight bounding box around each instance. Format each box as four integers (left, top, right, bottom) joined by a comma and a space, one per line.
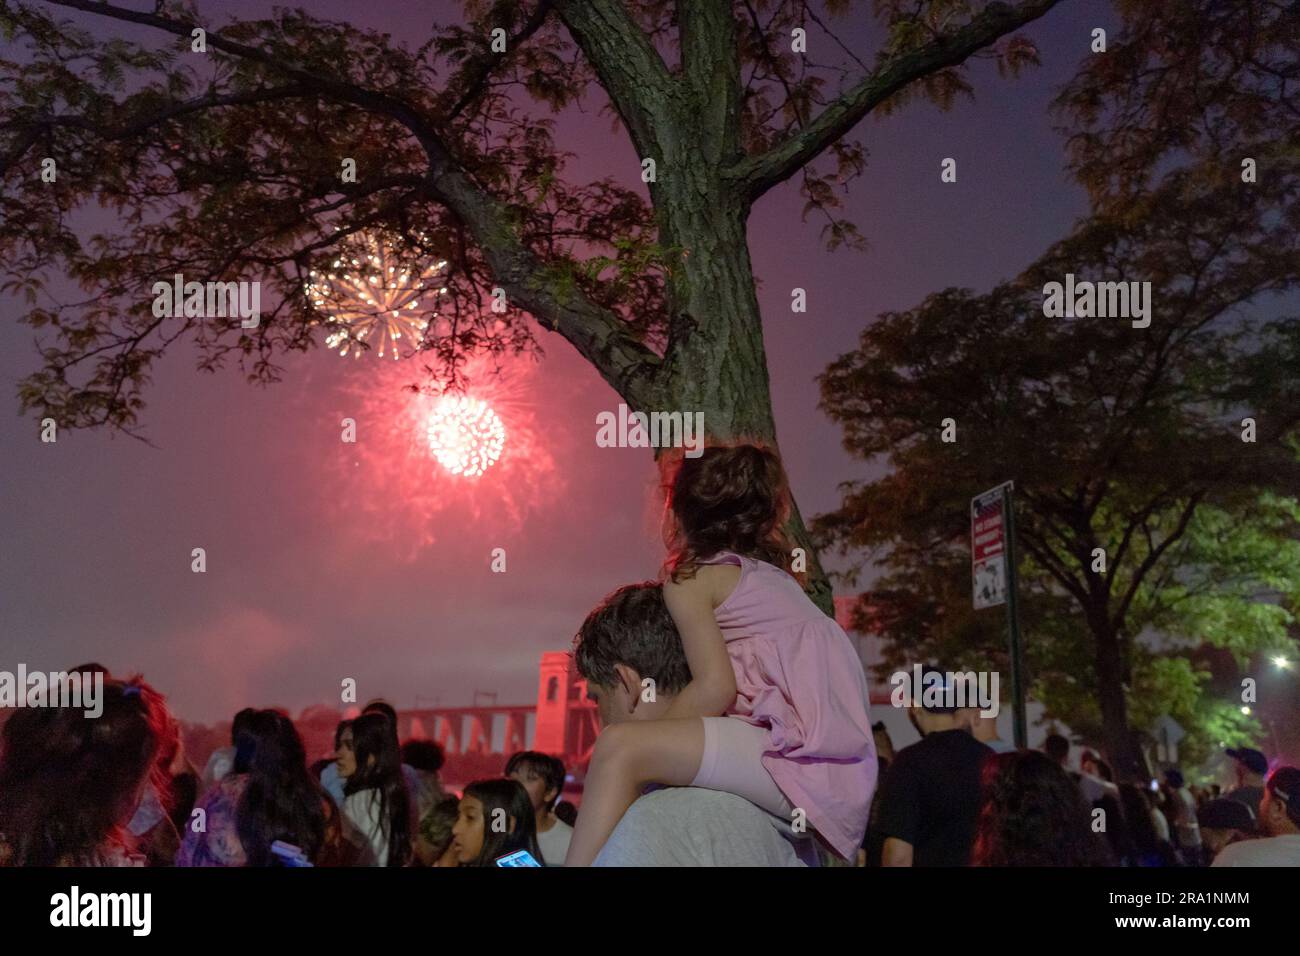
593, 787, 808, 867
1212, 835, 1300, 867
620, 786, 772, 827
897, 729, 988, 763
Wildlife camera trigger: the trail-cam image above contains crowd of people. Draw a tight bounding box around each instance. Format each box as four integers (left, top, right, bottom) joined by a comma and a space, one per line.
864, 690, 1298, 868
0, 662, 1293, 868
0, 673, 578, 867
1, 443, 1294, 867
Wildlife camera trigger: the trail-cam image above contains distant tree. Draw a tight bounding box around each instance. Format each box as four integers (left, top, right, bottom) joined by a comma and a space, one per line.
817, 0, 1300, 779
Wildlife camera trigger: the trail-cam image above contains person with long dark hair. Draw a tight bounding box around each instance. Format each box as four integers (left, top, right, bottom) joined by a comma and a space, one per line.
0, 675, 170, 866
971, 750, 1113, 866
1119, 783, 1179, 866
176, 709, 340, 866
450, 778, 541, 866
338, 713, 411, 866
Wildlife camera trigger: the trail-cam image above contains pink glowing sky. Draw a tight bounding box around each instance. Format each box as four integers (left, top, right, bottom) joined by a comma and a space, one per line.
0, 0, 1102, 723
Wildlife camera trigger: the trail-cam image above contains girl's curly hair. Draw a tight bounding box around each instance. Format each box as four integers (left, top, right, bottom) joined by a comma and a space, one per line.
662, 442, 800, 583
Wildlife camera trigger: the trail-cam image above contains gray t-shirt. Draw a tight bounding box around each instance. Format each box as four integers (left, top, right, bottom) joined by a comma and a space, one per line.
593, 787, 816, 867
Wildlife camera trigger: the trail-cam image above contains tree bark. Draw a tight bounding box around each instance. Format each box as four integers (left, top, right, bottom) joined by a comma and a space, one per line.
1089, 605, 1150, 782
648, 170, 834, 613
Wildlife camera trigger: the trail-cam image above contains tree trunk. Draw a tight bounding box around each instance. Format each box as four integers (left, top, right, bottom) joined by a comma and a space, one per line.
646, 176, 834, 614
1090, 607, 1149, 782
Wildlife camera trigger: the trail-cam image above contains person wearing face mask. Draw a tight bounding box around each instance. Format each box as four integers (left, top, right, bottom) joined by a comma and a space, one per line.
875, 665, 992, 867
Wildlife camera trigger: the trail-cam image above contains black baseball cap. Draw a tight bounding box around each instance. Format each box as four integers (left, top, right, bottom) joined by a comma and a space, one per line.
1266, 766, 1300, 827
1197, 798, 1255, 831
917, 665, 961, 714
1226, 747, 1269, 776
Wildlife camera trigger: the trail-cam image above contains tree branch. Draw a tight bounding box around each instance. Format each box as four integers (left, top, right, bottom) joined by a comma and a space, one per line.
1111, 492, 1205, 632
726, 0, 1064, 200
37, 0, 664, 405
446, 0, 557, 122
551, 0, 675, 160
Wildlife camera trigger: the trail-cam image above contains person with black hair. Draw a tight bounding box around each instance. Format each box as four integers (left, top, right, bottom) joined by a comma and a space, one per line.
1213, 767, 1300, 866
449, 778, 541, 866
506, 751, 571, 865
1119, 784, 1179, 867
0, 675, 170, 866
320, 701, 422, 810
337, 713, 411, 866
1043, 732, 1071, 768
1197, 798, 1255, 864
401, 738, 447, 818
554, 800, 578, 828
875, 665, 992, 866
202, 707, 258, 789
971, 751, 1113, 866
177, 709, 341, 866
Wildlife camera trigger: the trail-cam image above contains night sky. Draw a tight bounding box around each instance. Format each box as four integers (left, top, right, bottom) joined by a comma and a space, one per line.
0, 0, 1109, 723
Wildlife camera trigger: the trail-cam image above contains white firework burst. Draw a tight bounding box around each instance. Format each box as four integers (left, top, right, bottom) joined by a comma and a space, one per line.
306, 231, 448, 359
426, 395, 507, 478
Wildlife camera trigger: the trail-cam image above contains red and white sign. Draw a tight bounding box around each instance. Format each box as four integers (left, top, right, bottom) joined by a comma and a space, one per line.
971, 485, 1008, 609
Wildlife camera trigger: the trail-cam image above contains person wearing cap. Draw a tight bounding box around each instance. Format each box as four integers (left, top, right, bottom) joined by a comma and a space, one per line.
1197, 798, 1256, 865
875, 665, 992, 866
1212, 767, 1300, 866
1224, 747, 1269, 821
1162, 768, 1203, 861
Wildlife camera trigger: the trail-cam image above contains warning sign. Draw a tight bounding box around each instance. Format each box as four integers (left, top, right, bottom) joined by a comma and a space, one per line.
971, 485, 1008, 609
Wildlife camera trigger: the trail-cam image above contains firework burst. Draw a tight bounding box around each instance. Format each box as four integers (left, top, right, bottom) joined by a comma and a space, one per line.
426, 395, 506, 478
315, 355, 564, 556
306, 231, 447, 359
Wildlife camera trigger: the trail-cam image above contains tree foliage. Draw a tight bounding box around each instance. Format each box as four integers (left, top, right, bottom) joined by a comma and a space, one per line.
1, 0, 1058, 434
817, 0, 1300, 770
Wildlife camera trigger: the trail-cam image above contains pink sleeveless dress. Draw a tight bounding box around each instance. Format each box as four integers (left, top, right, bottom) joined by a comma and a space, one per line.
706, 552, 877, 860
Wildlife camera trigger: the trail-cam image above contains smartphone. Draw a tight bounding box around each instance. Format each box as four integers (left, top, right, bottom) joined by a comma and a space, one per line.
495, 849, 542, 867
271, 840, 314, 867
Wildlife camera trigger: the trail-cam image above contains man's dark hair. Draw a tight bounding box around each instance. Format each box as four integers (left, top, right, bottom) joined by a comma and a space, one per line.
505, 751, 566, 809
573, 582, 692, 695
1044, 733, 1070, 764
401, 739, 445, 774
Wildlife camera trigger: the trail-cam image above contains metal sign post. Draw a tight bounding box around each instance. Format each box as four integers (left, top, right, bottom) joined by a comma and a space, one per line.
972, 481, 1027, 748
1001, 483, 1027, 749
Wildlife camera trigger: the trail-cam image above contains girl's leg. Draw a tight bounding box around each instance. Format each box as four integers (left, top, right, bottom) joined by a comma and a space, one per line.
691, 715, 793, 819
564, 717, 705, 867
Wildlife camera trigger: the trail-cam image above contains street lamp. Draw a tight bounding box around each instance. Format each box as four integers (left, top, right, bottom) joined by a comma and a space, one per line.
1272, 656, 1293, 670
